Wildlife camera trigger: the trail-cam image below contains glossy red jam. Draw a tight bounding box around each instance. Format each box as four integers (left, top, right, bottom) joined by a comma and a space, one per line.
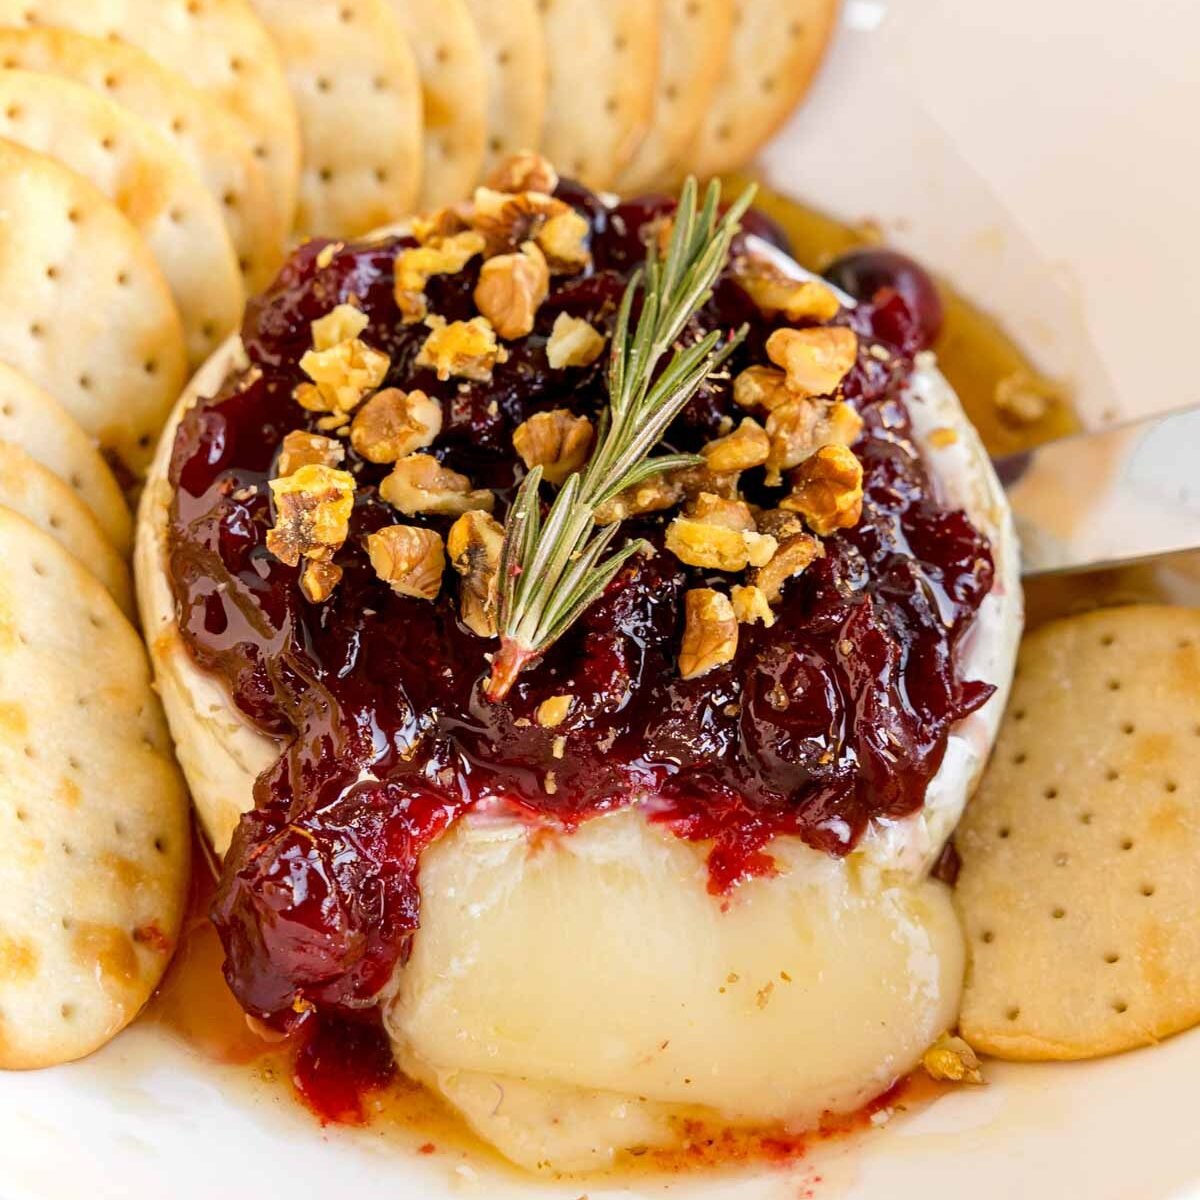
167, 182, 994, 1029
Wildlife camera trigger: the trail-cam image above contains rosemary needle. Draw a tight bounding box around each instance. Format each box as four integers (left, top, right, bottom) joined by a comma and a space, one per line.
485, 177, 756, 701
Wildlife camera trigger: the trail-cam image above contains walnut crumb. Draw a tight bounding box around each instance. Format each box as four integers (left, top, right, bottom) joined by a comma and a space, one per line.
536, 207, 591, 273
666, 494, 777, 572
299, 559, 343, 604
732, 364, 794, 413
731, 584, 776, 627
748, 515, 824, 604
266, 464, 356, 567
927, 425, 958, 448
765, 397, 863, 485
446, 509, 505, 636
394, 231, 486, 324
474, 241, 549, 339
701, 417, 769, 473
536, 694, 574, 728
733, 259, 841, 322
350, 388, 442, 463
781, 443, 864, 535
367, 524, 445, 600
678, 588, 738, 679
512, 409, 593, 485
486, 150, 559, 196
994, 370, 1058, 425
765, 326, 858, 398
415, 315, 505, 382
315, 241, 343, 270
277, 430, 345, 477
295, 303, 390, 418
380, 453, 495, 516
469, 186, 566, 257
545, 312, 606, 369
922, 1033, 984, 1085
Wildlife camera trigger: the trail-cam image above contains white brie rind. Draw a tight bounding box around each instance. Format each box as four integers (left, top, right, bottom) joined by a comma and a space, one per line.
135, 251, 1022, 1173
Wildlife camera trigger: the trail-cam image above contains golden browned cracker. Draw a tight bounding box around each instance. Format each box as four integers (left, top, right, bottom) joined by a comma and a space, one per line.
0, 448, 132, 616
0, 0, 301, 228
0, 360, 132, 555
0, 140, 186, 481
463, 0, 547, 176
385, 0, 487, 208
957, 605, 1200, 1061
619, 0, 734, 193
0, 27, 285, 291
0, 508, 188, 1069
537, 0, 661, 190
0, 69, 243, 367
688, 0, 839, 179
249, 0, 423, 237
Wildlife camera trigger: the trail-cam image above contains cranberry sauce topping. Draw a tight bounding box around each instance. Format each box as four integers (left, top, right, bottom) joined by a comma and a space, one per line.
168, 183, 995, 1026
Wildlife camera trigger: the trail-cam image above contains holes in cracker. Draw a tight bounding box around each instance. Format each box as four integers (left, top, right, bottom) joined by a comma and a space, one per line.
997, 825, 1011, 839
1051, 906, 1065, 920
1104, 951, 1120, 965
171, 116, 186, 135
339, 5, 354, 22
1043, 785, 1058, 800
15, 808, 28, 823
1005, 1006, 1020, 1021
316, 76, 331, 94
1105, 767, 1119, 782
48, 513, 61, 531
789, 19, 806, 38
980, 929, 995, 944
496, 47, 511, 68
1079, 811, 1093, 825
1112, 999, 1128, 1014
1165, 780, 1179, 794
116, 270, 130, 287
1120, 720, 1135, 735
1053, 851, 1068, 866
0, 402, 12, 417
1120, 836, 1134, 851
28, 321, 43, 340
1100, 632, 1116, 647
372, 75, 388, 93
1107, 678, 1121, 691
1140, 883, 1156, 898
374, 167, 389, 185
4, 102, 21, 120
78, 372, 92, 392
143, 359, 159, 377
154, 836, 168, 855
31, 560, 46, 578
60, 1002, 75, 1020
229, 55, 245, 76
614, 32, 628, 52
435, 43, 451, 65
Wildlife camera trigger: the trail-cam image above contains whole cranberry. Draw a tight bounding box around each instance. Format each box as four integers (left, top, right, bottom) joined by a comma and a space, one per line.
823, 248, 944, 349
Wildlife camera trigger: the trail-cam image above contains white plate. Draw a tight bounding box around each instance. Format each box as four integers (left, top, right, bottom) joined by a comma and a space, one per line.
4, 1, 1199, 1196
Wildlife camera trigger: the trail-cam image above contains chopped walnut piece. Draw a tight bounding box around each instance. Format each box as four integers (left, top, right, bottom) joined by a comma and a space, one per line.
765, 326, 858, 398
474, 241, 550, 339
512, 409, 593, 485
678, 589, 738, 679
469, 186, 566, 257
380, 453, 496, 516
702, 417, 769, 473
733, 260, 842, 322
922, 1034, 984, 1085
299, 559, 343, 604
535, 693, 574, 728
266, 464, 356, 567
486, 150, 559, 196
446, 509, 504, 637
296, 304, 390, 419
748, 523, 824, 604
594, 473, 682, 525
731, 584, 776, 628
545, 312, 606, 369
349, 388, 442, 463
536, 207, 591, 273
765, 397, 863, 485
781, 443, 864, 535
410, 206, 469, 244
394, 231, 487, 325
277, 431, 345, 477
415, 315, 505, 382
311, 302, 368, 350
732, 364, 794, 413
666, 494, 777, 572
994, 369, 1057, 425
367, 524, 445, 600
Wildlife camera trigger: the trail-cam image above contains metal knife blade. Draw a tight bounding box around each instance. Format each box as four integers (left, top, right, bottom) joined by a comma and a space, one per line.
996, 405, 1200, 576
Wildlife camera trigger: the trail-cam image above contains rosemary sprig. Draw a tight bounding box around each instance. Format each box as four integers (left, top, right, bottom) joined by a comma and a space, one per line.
485, 177, 756, 701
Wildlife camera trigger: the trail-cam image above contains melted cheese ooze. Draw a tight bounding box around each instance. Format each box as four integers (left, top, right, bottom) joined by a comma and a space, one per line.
386, 810, 963, 1172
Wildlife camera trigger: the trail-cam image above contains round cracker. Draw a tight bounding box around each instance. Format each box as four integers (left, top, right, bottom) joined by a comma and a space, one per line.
0, 0, 301, 229
385, 0, 487, 208
0, 360, 131, 555
957, 605, 1200, 1061
0, 138, 187, 483
688, 0, 839, 180
0, 448, 132, 617
249, 0, 422, 238
619, 0, 735, 193
463, 0, 546, 176
0, 69, 244, 367
537, 0, 661, 190
0, 26, 285, 292
0, 507, 189, 1069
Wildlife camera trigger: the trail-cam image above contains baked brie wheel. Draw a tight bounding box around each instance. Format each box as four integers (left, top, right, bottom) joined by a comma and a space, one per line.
137, 170, 1021, 1173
